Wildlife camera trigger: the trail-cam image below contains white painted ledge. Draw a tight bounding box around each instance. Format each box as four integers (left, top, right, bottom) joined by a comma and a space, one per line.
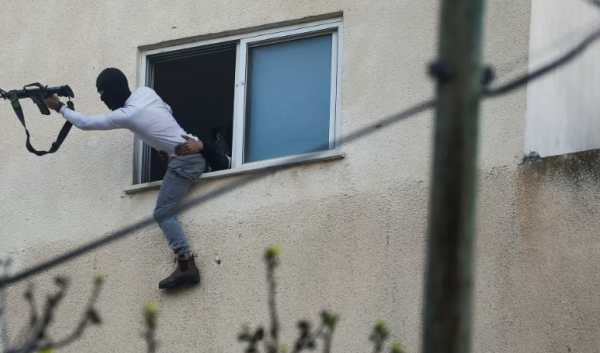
124, 149, 345, 195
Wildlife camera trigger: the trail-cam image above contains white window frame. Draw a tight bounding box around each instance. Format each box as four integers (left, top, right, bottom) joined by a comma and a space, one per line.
134, 18, 343, 185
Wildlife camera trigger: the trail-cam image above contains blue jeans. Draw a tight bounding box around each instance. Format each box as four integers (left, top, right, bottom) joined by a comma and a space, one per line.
153, 154, 206, 257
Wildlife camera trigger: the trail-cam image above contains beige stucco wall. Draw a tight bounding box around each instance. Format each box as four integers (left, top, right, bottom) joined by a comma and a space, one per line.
525, 0, 600, 157
3, 1, 596, 353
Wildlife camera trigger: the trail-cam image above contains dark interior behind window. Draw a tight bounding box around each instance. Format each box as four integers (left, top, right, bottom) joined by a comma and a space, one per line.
145, 46, 236, 182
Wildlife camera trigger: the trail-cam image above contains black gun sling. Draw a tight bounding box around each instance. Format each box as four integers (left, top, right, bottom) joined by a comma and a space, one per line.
8, 92, 73, 156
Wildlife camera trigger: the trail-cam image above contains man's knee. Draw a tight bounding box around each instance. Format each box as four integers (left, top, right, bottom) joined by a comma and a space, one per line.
153, 207, 168, 224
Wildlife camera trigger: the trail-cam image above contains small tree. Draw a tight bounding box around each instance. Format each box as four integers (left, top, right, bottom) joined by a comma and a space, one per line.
2, 274, 103, 353
237, 246, 406, 353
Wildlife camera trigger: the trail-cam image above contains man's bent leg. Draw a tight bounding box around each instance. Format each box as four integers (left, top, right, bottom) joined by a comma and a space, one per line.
154, 169, 192, 257
154, 154, 206, 257
155, 154, 206, 289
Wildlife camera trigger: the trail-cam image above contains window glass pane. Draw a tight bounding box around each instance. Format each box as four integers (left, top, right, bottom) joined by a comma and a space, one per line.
244, 34, 333, 163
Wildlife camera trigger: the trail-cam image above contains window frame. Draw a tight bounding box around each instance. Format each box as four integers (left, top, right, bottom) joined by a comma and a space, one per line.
134, 18, 343, 185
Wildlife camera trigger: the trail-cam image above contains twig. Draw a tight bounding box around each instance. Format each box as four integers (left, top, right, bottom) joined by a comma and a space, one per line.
267, 262, 278, 350
5, 276, 103, 353
322, 330, 333, 353
6, 278, 69, 353
238, 325, 264, 353
24, 285, 38, 327
370, 321, 390, 353
9, 284, 39, 347
50, 276, 103, 349
320, 311, 338, 353
291, 324, 324, 353
265, 246, 280, 353
144, 302, 157, 353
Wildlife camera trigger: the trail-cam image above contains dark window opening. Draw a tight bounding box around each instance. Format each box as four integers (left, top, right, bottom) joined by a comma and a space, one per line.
144, 44, 236, 182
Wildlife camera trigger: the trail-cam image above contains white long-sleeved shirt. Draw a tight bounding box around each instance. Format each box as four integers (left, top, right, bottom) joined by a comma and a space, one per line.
59, 87, 197, 156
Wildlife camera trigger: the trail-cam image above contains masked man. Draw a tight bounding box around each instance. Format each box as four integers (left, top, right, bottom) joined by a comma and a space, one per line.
45, 68, 207, 289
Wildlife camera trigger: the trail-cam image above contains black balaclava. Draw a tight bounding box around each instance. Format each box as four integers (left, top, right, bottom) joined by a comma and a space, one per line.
96, 68, 132, 111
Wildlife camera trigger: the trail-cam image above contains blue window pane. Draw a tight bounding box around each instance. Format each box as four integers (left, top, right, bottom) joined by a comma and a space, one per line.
244, 34, 333, 163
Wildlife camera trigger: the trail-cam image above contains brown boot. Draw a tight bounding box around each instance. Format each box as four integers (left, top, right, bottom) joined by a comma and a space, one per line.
159, 255, 200, 289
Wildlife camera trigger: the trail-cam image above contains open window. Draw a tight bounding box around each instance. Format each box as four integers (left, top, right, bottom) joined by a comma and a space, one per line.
136, 19, 343, 184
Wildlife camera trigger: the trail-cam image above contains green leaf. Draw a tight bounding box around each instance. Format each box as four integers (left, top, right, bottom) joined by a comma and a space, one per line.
145, 301, 156, 315
94, 274, 105, 283
375, 320, 387, 333
390, 341, 406, 353
144, 301, 157, 327
37, 347, 52, 353
264, 245, 281, 262
321, 311, 339, 330
370, 320, 390, 343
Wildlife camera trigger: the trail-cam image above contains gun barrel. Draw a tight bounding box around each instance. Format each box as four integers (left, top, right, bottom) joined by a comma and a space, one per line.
14, 85, 74, 99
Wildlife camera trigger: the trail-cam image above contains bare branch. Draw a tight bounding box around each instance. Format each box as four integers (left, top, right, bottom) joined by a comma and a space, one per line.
238, 325, 264, 353
322, 330, 333, 353
291, 323, 324, 353
6, 277, 68, 353
9, 284, 39, 347
50, 276, 103, 349
320, 311, 338, 353
5, 276, 103, 353
265, 246, 280, 353
25, 285, 38, 327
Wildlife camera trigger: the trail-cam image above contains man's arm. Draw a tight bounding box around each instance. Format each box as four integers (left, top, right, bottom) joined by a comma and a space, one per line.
46, 94, 130, 131
60, 106, 131, 130
174, 135, 203, 155
175, 136, 231, 171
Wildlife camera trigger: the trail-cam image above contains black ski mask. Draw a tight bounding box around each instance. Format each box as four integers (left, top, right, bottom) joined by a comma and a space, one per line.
96, 68, 132, 111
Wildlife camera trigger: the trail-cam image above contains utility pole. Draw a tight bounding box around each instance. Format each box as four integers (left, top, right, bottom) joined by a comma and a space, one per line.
422, 1, 486, 353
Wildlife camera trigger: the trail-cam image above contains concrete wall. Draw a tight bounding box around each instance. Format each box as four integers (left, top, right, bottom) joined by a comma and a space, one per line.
4, 1, 597, 352
525, 0, 600, 157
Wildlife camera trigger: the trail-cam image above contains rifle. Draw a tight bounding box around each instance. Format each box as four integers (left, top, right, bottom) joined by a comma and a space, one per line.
0, 83, 75, 156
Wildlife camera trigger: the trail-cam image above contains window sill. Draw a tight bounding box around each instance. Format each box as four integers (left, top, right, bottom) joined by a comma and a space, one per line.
124, 149, 345, 195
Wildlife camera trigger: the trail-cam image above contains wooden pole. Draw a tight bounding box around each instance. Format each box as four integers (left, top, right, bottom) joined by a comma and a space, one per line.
422, 1, 487, 352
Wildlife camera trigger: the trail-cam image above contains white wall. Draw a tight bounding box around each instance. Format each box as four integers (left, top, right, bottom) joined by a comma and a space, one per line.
525, 0, 600, 157
16, 2, 600, 353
